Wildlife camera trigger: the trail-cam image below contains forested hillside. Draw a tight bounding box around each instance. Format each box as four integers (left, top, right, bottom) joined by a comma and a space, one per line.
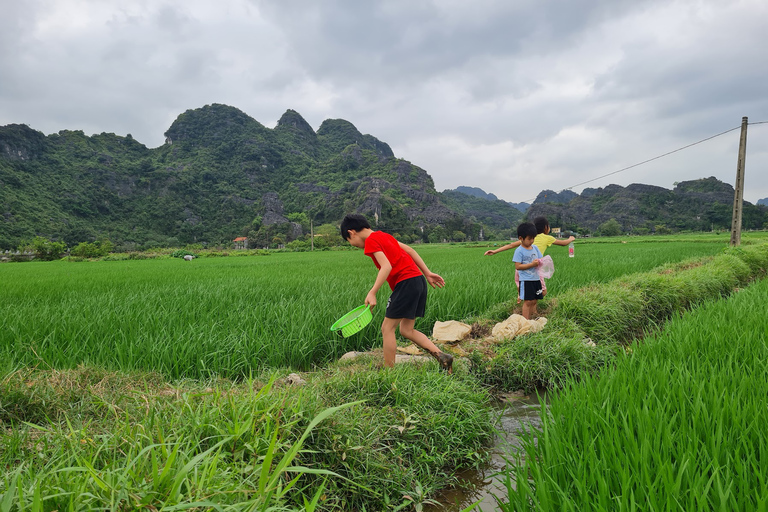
2, 104, 766, 251
528, 178, 768, 235
0, 105, 509, 250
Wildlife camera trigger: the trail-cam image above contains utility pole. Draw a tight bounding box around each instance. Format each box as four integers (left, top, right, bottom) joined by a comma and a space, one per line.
730, 116, 748, 246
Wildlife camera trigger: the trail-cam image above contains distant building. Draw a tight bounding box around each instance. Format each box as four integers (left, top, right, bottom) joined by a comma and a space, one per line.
551, 227, 562, 238
233, 237, 248, 249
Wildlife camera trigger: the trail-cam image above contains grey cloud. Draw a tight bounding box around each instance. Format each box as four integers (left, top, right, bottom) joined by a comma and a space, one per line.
2, 0, 767, 202
254, 0, 653, 85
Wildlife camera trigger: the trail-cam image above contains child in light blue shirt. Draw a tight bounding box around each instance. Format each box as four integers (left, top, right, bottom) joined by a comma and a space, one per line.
512, 222, 543, 319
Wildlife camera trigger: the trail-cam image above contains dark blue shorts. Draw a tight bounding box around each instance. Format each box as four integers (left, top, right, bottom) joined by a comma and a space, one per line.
519, 280, 543, 301
386, 276, 427, 319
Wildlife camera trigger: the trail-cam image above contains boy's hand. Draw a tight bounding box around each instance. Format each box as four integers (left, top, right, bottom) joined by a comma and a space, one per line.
365, 290, 377, 308
484, 250, 495, 256
425, 272, 445, 289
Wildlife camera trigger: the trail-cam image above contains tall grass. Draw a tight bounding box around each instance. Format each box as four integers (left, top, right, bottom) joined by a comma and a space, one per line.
0, 240, 727, 378
0, 364, 492, 511
498, 277, 768, 511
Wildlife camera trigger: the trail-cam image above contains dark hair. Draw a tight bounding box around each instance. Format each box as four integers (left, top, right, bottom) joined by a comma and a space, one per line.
517, 222, 537, 239
340, 214, 371, 240
533, 216, 549, 234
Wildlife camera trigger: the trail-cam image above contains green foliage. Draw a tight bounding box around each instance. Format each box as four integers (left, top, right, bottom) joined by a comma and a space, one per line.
0, 106, 484, 250
0, 370, 364, 511
500, 277, 768, 511
441, 189, 524, 232
18, 236, 67, 261
528, 178, 768, 235
70, 240, 113, 258
598, 218, 622, 236
482, 242, 768, 392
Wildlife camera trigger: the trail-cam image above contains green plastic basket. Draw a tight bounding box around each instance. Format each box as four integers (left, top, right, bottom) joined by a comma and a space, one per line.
330, 305, 373, 337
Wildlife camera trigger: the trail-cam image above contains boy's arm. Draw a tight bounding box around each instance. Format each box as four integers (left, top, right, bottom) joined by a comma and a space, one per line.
366, 251, 392, 308
551, 236, 576, 246
515, 260, 540, 271
399, 242, 445, 289
484, 241, 521, 255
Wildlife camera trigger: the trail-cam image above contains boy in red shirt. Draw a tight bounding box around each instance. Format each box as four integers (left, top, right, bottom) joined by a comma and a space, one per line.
340, 214, 453, 373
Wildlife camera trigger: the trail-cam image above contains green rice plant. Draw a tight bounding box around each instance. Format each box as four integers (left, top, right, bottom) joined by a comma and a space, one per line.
554, 283, 646, 344
480, 244, 768, 392
0, 240, 727, 378
722, 244, 768, 277
497, 277, 768, 511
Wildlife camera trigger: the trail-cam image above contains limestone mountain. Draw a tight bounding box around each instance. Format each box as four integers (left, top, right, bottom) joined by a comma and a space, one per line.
527, 177, 768, 234
0, 104, 510, 250
441, 189, 524, 231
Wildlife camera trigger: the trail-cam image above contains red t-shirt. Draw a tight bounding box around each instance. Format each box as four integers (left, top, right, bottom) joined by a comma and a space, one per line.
364, 231, 423, 290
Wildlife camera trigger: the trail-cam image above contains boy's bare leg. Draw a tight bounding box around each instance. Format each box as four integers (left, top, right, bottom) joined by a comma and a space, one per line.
398, 318, 440, 354
399, 318, 453, 373
381, 317, 400, 368
521, 300, 537, 320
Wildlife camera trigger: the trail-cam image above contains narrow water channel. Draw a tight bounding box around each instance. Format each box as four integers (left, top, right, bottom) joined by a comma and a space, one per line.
425, 391, 547, 511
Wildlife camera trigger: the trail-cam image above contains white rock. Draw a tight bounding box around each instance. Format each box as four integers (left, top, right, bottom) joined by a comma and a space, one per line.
285, 373, 307, 386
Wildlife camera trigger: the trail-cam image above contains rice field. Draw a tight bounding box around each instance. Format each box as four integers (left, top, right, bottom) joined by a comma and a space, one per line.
498, 271, 768, 511
2, 234, 767, 511
0, 238, 742, 379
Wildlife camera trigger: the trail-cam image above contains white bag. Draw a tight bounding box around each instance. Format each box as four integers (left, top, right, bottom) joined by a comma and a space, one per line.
538, 255, 555, 279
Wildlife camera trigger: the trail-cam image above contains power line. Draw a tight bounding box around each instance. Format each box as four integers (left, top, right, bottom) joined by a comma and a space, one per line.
519, 123, 762, 204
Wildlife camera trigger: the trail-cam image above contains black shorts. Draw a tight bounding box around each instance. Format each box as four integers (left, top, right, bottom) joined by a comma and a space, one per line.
520, 280, 543, 301
386, 276, 427, 319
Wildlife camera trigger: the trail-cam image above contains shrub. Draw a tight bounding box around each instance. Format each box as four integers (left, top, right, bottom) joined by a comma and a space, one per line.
19, 236, 67, 261
71, 240, 113, 258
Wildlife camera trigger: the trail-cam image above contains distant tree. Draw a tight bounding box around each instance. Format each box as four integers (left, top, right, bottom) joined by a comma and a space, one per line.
427, 226, 448, 244
655, 224, 673, 235
287, 212, 309, 231
599, 219, 622, 237
71, 239, 113, 258
451, 231, 466, 242
20, 236, 67, 261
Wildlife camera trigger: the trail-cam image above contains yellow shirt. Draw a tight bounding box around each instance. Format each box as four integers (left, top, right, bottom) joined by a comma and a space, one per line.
534, 233, 556, 255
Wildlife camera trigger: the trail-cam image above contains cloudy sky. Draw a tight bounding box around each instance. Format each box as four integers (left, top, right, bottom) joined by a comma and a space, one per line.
2, 0, 767, 203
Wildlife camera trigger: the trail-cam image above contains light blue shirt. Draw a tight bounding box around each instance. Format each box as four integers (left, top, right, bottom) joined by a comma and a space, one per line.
513, 245, 542, 281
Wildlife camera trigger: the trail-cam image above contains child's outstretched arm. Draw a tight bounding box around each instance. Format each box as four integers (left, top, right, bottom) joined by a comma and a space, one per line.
551, 236, 575, 246
366, 251, 392, 308
484, 241, 521, 255
399, 242, 445, 288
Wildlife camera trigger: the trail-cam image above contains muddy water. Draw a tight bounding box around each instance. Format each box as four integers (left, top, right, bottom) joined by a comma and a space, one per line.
425, 391, 547, 511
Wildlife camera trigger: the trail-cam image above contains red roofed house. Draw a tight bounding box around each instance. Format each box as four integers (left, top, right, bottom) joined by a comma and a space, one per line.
233, 237, 248, 249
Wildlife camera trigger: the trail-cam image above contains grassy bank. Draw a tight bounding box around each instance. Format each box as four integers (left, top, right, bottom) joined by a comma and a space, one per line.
480, 244, 768, 391
1, 361, 492, 511
498, 271, 768, 511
